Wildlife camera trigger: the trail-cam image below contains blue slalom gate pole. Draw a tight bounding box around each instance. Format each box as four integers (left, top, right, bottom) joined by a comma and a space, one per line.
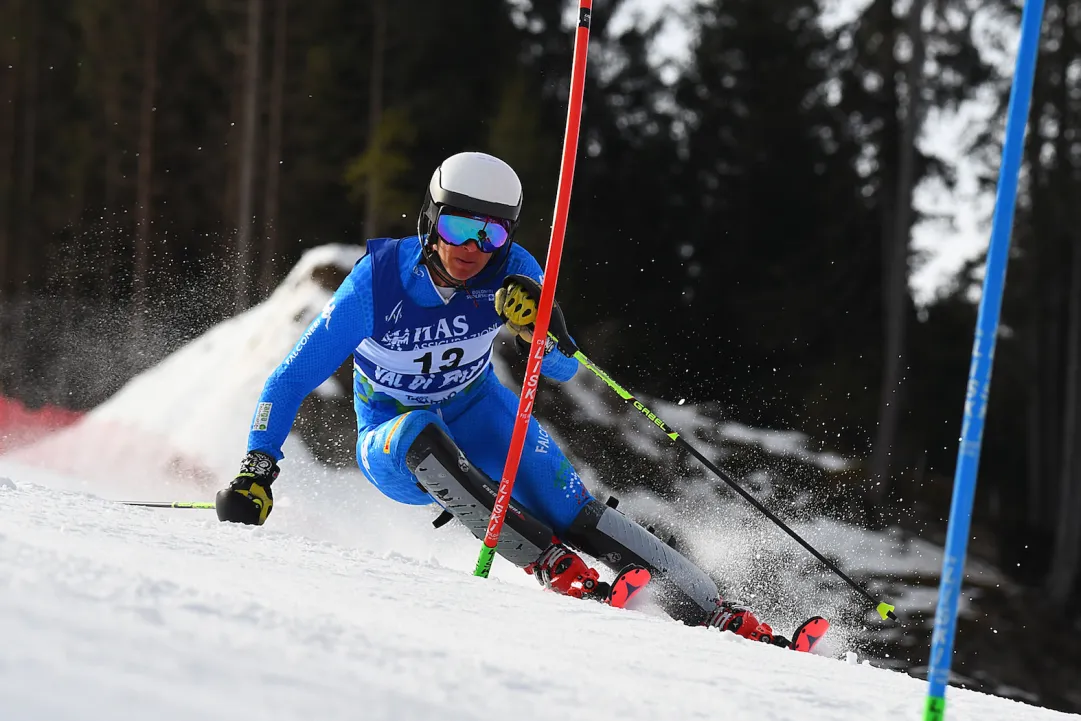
924, 2, 1046, 719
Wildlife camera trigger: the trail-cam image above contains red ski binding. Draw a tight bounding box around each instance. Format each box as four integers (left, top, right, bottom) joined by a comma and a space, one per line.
789, 616, 830, 653
607, 565, 651, 609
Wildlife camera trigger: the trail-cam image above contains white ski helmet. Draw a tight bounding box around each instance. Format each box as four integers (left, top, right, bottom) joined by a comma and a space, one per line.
419, 152, 523, 245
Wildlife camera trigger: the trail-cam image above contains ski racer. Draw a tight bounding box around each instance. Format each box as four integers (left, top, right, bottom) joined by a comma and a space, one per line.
215, 151, 789, 645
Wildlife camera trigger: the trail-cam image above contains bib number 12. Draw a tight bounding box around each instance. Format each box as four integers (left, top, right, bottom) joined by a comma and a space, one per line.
414, 347, 464, 374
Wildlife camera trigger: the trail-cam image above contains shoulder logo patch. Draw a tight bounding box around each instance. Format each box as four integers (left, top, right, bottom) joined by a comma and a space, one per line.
252, 402, 273, 431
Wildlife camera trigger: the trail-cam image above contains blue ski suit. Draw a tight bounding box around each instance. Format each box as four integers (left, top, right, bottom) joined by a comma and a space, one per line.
247, 237, 594, 533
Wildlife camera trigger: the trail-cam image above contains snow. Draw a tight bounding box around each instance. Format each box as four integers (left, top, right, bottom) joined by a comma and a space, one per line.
1, 245, 1073, 720
1, 467, 1074, 721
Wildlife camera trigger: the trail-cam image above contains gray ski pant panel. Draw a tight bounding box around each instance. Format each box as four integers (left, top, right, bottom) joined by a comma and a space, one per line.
564, 500, 719, 626
407, 426, 553, 567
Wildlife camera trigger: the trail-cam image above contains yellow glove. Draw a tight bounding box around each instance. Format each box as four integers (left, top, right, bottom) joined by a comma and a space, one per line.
215, 450, 278, 525
494, 276, 542, 344
494, 274, 578, 357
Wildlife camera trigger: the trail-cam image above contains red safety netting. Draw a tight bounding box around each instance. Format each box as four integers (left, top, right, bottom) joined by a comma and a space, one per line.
0, 395, 85, 454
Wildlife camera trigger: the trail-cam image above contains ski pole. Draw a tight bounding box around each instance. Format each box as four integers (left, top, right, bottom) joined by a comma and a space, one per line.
551, 332, 898, 622
473, 0, 594, 578
118, 501, 216, 509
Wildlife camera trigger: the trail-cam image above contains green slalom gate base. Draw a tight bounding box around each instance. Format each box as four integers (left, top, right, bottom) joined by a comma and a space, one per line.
474, 543, 496, 578
924, 696, 946, 721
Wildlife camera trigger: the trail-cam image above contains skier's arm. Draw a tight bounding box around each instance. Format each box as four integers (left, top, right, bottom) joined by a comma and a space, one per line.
503, 250, 578, 383
247, 258, 374, 460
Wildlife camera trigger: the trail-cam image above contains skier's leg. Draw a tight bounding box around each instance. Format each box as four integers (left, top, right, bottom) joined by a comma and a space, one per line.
356, 406, 548, 543
405, 421, 620, 600
558, 497, 720, 625
360, 408, 587, 576
373, 388, 767, 627
361, 409, 786, 638
447, 382, 715, 612
563, 501, 783, 641
355, 400, 588, 581
443, 380, 720, 623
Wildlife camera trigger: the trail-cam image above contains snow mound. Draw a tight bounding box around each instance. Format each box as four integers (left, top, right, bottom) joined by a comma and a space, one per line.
2, 245, 365, 495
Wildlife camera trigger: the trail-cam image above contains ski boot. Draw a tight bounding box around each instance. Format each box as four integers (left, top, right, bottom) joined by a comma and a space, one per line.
705, 600, 791, 647
526, 543, 650, 609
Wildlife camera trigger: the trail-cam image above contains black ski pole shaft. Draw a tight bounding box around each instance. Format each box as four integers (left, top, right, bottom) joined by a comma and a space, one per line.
119, 501, 216, 509
673, 432, 894, 618
564, 343, 898, 622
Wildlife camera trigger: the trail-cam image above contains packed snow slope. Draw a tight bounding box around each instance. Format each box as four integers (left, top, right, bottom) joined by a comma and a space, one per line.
2, 245, 1069, 719
0, 466, 1073, 721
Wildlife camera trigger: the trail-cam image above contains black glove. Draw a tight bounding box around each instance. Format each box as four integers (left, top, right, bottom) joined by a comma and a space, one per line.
493, 274, 577, 357
215, 450, 279, 525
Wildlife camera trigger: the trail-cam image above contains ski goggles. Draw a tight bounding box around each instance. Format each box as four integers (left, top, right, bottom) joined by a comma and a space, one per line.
436, 212, 511, 253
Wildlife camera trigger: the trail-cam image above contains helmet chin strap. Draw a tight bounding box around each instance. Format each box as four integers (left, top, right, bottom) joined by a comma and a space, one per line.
421, 241, 469, 290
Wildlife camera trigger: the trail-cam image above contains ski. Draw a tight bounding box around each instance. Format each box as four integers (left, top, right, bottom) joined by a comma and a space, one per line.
788, 616, 830, 653
607, 565, 651, 609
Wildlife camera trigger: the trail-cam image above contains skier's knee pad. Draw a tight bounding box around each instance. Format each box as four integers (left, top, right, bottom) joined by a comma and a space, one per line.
405, 424, 555, 567
563, 499, 719, 625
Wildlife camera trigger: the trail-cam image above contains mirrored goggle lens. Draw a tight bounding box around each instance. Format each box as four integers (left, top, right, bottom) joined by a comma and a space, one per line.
436, 214, 510, 252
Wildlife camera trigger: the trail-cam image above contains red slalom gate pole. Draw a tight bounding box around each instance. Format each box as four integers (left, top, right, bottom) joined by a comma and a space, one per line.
474, 1, 594, 578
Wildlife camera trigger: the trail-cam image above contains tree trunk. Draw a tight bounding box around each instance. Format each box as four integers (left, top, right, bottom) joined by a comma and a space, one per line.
102, 59, 122, 303
235, 0, 263, 311
1047, 228, 1081, 604
16, 0, 37, 284
0, 0, 19, 379
0, 6, 17, 294
363, 0, 387, 240
1041, 268, 1065, 506
1026, 285, 1047, 529
133, 0, 159, 341
259, 0, 287, 293
1023, 51, 1057, 536
1024, 164, 1044, 534
9, 0, 38, 395
1046, 20, 1081, 604
870, 0, 924, 514
1021, 166, 1065, 579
